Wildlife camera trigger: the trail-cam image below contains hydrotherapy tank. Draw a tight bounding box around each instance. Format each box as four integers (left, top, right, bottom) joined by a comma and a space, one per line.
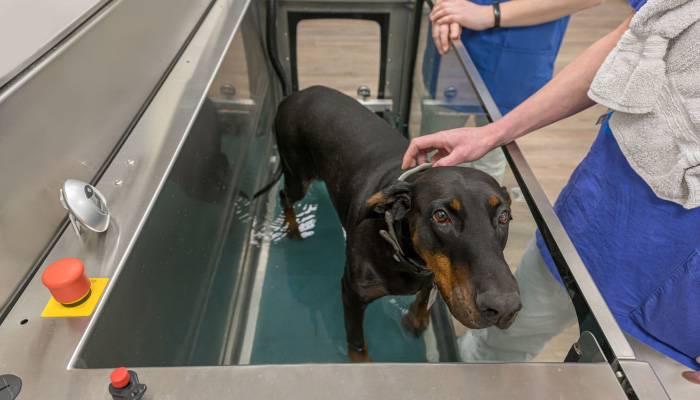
0, 0, 691, 398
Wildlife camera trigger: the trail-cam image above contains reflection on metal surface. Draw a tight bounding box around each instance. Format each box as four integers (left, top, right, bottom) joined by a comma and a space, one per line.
77, 3, 276, 368
0, 0, 111, 88
0, 0, 214, 321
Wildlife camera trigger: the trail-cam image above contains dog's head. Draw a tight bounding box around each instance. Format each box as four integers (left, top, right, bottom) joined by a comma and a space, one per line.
363, 166, 521, 329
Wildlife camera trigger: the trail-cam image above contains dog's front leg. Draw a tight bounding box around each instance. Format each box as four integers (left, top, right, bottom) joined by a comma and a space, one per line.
402, 286, 432, 337
341, 275, 372, 362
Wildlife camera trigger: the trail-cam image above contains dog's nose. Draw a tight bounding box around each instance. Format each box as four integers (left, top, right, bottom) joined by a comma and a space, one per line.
476, 290, 522, 327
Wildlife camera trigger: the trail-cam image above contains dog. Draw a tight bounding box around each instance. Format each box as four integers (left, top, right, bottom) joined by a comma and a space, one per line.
273, 86, 521, 362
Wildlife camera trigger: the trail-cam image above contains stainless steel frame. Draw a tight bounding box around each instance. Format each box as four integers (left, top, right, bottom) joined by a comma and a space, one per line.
0, 0, 111, 88
0, 0, 215, 321
0, 0, 681, 398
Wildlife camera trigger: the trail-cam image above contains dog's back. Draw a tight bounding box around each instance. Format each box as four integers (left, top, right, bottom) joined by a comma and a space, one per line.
275, 86, 409, 226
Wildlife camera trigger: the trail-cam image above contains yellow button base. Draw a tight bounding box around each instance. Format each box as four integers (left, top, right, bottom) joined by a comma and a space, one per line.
41, 278, 108, 317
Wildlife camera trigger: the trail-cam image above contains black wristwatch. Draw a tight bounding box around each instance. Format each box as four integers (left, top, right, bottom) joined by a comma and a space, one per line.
493, 2, 501, 29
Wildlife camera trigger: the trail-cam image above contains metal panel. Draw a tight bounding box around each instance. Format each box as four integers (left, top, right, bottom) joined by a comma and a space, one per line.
625, 335, 700, 400
76, 7, 277, 367
0, 0, 260, 396
0, 0, 213, 320
618, 360, 670, 400
0, 0, 111, 88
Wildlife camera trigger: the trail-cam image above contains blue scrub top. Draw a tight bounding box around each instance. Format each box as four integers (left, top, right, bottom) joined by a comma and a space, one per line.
536, 117, 700, 370
423, 0, 569, 115
537, 0, 700, 371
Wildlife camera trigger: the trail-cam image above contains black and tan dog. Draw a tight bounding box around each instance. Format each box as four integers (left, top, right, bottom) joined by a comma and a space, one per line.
274, 86, 521, 362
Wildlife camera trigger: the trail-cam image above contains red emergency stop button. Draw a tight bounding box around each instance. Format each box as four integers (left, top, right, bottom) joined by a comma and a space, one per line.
42, 258, 91, 305
110, 367, 131, 389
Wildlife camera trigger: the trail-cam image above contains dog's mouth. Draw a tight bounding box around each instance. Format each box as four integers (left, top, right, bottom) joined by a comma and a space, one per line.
417, 250, 519, 330
441, 284, 495, 329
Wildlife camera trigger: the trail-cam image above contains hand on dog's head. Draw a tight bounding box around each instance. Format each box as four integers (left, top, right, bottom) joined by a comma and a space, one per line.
361, 166, 521, 330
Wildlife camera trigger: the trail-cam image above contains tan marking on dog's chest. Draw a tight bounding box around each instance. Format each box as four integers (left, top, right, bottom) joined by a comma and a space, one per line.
366, 192, 387, 207
419, 251, 454, 295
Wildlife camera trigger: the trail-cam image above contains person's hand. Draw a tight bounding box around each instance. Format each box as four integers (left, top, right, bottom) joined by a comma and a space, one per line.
430, 0, 492, 53
401, 126, 499, 169
682, 357, 700, 385
431, 0, 462, 55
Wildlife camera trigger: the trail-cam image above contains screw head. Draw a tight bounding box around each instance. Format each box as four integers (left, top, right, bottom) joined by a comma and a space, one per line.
444, 86, 458, 100
220, 84, 236, 99
357, 85, 371, 100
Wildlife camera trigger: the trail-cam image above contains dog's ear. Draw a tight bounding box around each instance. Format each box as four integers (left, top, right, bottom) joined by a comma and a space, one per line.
501, 186, 512, 205
360, 181, 413, 221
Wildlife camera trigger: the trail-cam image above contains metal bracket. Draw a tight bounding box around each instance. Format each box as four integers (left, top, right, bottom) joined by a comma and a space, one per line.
565, 331, 607, 363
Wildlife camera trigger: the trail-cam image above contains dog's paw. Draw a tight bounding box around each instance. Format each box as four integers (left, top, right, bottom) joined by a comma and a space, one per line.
286, 228, 303, 241
401, 311, 430, 337
348, 344, 372, 363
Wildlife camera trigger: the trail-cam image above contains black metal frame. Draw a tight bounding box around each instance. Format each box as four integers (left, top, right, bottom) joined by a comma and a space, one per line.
287, 12, 390, 97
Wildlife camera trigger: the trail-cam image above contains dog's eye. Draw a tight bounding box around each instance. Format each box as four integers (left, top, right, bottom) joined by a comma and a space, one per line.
498, 210, 510, 224
433, 210, 449, 223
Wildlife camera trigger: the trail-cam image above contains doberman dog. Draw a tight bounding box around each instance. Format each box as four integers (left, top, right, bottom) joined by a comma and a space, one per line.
274, 86, 521, 362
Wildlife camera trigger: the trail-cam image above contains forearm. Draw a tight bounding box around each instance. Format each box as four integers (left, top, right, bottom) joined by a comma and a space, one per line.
489, 12, 633, 147
500, 0, 603, 28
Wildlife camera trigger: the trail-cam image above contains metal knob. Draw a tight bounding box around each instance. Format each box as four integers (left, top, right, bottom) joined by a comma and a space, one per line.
60, 179, 110, 236
444, 86, 458, 100
357, 85, 371, 100
220, 84, 236, 99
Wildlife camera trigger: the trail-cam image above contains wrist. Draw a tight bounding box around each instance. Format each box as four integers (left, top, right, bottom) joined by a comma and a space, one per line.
474, 5, 495, 31
488, 117, 519, 146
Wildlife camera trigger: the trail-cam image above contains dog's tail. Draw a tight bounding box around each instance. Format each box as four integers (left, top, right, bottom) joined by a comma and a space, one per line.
252, 164, 283, 200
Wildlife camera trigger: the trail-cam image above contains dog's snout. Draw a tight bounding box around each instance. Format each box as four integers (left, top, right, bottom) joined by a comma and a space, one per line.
475, 290, 522, 328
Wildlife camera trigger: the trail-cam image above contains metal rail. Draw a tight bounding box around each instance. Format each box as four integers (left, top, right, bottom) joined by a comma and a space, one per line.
450, 37, 649, 397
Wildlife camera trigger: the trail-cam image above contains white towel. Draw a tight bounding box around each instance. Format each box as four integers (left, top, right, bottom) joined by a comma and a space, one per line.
587, 0, 700, 209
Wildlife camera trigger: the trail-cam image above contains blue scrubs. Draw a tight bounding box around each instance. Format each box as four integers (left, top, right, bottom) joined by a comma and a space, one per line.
537, 0, 700, 370
423, 0, 569, 115
536, 116, 700, 370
